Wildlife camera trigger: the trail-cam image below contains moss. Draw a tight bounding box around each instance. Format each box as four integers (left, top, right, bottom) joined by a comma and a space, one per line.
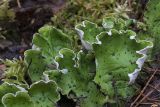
0, 0, 15, 21
144, 0, 160, 56
51, 0, 117, 35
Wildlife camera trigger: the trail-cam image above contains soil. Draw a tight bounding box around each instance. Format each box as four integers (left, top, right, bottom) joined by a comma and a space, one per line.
0, 0, 66, 59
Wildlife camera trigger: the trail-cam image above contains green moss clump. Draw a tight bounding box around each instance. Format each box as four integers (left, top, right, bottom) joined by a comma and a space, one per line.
51, 0, 116, 35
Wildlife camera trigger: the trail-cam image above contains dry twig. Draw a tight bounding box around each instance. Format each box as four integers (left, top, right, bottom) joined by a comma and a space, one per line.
130, 68, 158, 107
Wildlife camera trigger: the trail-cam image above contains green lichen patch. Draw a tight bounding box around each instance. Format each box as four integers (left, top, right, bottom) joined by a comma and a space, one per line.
79, 83, 107, 107
45, 48, 107, 107
2, 81, 60, 107
0, 83, 20, 107
2, 92, 34, 107
102, 17, 126, 30
24, 50, 47, 82
28, 80, 60, 107
93, 29, 152, 101
75, 21, 104, 50
32, 25, 72, 63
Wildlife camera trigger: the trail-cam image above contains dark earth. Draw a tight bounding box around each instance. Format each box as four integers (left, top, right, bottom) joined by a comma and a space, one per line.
0, 0, 66, 59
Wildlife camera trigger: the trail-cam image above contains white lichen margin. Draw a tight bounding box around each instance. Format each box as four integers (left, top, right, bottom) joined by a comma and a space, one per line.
1, 82, 27, 107
43, 49, 85, 83
2, 91, 28, 107
76, 20, 153, 84
126, 30, 153, 84
85, 28, 153, 84
44, 48, 77, 82
128, 39, 153, 84
55, 48, 77, 72
75, 21, 102, 50
2, 80, 60, 107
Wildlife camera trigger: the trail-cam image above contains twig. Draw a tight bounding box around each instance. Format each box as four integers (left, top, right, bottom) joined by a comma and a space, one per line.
144, 67, 160, 72
139, 102, 159, 105
130, 69, 158, 107
17, 0, 22, 8
127, 0, 132, 8
134, 82, 160, 107
148, 84, 160, 93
